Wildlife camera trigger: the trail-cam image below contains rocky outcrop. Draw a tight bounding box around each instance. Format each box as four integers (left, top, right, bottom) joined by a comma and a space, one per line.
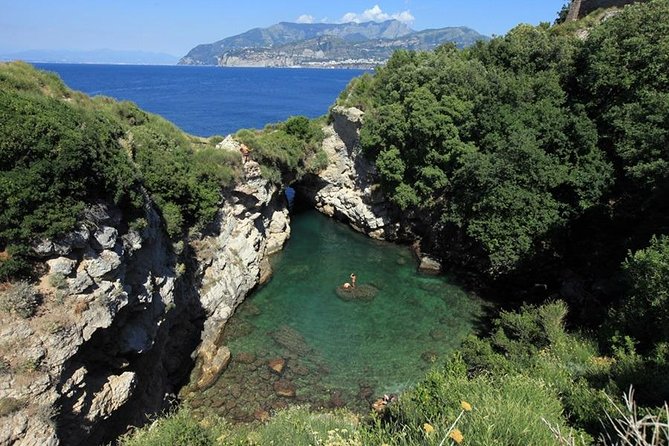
297, 106, 400, 240
566, 0, 646, 20
189, 160, 290, 392
0, 159, 291, 446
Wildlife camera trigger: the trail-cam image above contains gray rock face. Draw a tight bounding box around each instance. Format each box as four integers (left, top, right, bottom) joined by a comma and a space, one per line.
84, 372, 136, 421
5, 144, 292, 446
191, 160, 291, 387
298, 106, 400, 240
47, 257, 77, 276
93, 226, 118, 250
83, 250, 122, 278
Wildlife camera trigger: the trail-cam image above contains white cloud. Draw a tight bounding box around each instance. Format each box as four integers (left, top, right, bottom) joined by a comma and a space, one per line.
296, 14, 315, 24
339, 4, 415, 24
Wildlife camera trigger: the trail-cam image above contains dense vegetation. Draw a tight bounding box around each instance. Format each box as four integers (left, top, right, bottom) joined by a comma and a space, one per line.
0, 62, 324, 279
121, 1, 669, 445
340, 0, 669, 281
235, 115, 327, 184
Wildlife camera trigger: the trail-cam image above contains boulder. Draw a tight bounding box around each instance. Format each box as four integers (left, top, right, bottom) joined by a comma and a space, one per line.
47, 257, 77, 276
68, 271, 95, 294
32, 240, 54, 257
253, 408, 271, 423
235, 352, 256, 364
267, 358, 286, 374
58, 225, 90, 250
273, 379, 296, 398
418, 256, 441, 275
85, 372, 136, 421
93, 226, 118, 250
83, 250, 122, 278
197, 346, 231, 390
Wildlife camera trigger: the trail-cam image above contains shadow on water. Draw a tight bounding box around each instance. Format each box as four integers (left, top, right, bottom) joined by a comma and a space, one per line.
183, 201, 485, 423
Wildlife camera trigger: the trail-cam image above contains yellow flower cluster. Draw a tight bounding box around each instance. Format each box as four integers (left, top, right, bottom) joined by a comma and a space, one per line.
449, 428, 464, 444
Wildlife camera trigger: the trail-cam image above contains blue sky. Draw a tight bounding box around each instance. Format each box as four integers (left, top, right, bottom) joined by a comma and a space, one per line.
0, 1, 568, 56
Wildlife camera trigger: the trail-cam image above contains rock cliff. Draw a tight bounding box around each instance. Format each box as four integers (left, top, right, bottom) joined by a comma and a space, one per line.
566, 0, 647, 20
0, 160, 290, 445
297, 106, 440, 272
296, 106, 400, 240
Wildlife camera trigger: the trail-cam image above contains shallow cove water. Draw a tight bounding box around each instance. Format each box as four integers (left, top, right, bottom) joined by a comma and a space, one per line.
187, 210, 482, 421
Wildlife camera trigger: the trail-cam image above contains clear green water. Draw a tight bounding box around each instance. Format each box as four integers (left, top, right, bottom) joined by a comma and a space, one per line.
187, 210, 482, 422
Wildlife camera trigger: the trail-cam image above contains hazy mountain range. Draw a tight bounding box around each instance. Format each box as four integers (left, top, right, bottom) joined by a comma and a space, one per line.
179, 20, 488, 68
0, 49, 178, 65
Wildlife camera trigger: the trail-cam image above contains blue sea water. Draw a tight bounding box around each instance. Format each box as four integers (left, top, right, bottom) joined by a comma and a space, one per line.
34, 63, 366, 137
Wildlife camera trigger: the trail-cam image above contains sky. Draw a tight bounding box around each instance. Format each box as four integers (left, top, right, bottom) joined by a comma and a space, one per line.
0, 0, 568, 57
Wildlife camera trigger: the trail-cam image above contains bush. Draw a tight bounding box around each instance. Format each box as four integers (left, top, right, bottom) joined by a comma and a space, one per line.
119, 409, 218, 446
613, 235, 669, 347
0, 280, 40, 318
364, 354, 588, 445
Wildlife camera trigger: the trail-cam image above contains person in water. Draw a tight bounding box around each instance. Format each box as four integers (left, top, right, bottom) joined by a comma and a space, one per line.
350, 273, 357, 288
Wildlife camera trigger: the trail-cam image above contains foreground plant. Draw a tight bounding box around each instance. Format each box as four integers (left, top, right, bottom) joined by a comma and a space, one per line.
545, 387, 669, 446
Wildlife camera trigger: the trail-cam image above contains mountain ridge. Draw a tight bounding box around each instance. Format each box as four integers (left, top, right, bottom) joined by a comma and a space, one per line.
180, 20, 487, 68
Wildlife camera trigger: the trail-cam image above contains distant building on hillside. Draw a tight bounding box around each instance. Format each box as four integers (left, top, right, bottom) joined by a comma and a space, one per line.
566, 0, 647, 20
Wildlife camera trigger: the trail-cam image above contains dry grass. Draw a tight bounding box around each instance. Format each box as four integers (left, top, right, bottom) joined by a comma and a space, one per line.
545, 387, 669, 446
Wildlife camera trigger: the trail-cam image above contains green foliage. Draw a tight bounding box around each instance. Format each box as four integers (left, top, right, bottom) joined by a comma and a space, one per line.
119, 408, 219, 446
0, 61, 244, 259
0, 89, 139, 243
0, 280, 41, 318
367, 356, 582, 446
577, 0, 669, 193
555, 2, 571, 25
459, 302, 615, 437
613, 235, 669, 347
120, 406, 360, 446
235, 115, 325, 183
227, 406, 360, 445
352, 23, 611, 274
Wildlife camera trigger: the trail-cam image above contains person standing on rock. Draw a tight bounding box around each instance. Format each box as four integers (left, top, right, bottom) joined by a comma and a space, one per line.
350, 273, 357, 288
240, 144, 250, 163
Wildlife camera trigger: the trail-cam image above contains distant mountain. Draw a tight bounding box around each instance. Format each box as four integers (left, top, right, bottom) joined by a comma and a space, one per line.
179, 20, 487, 68
0, 49, 178, 65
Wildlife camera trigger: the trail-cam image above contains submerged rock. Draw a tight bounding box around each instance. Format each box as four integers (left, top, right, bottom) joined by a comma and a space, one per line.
270, 325, 312, 355
235, 351, 256, 364
418, 256, 441, 275
268, 358, 286, 374
335, 283, 379, 302
273, 379, 296, 398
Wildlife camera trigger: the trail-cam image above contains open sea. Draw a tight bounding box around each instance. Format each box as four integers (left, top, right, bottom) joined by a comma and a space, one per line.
34, 63, 366, 137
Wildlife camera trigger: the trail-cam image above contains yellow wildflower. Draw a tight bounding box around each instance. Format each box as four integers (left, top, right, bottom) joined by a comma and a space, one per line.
460, 400, 472, 412
449, 428, 464, 444
423, 423, 435, 435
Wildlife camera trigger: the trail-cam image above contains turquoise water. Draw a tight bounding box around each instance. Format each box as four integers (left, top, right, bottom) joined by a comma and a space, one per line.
188, 210, 482, 421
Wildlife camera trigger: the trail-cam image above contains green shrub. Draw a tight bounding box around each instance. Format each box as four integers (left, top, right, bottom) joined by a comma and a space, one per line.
119, 409, 218, 446
228, 406, 360, 446
613, 235, 669, 347
48, 273, 68, 290
0, 280, 40, 318
364, 354, 589, 445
